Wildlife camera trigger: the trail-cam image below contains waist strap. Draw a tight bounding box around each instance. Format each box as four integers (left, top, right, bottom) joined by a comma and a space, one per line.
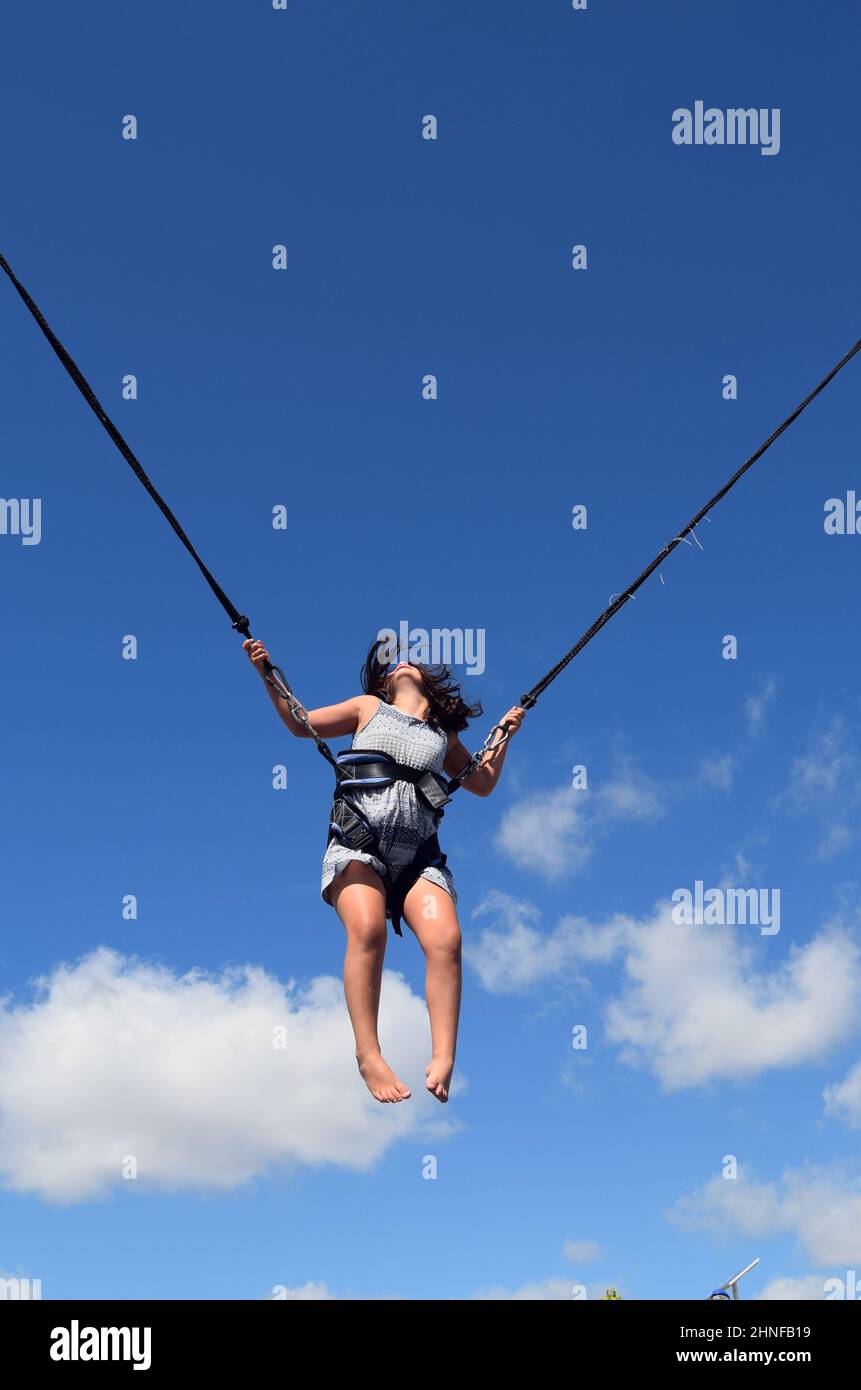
328, 787, 449, 936
335, 749, 451, 811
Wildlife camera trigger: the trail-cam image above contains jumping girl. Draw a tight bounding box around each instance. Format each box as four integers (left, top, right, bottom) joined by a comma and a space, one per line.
244, 636, 525, 1105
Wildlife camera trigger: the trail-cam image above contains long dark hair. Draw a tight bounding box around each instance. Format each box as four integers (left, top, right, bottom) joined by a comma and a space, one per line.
360, 636, 482, 735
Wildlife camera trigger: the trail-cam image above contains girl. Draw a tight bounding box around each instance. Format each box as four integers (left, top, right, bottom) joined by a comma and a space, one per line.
244, 636, 524, 1105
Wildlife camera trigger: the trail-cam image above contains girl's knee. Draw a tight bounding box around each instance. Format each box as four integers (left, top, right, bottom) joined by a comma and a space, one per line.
345, 914, 388, 951
426, 920, 462, 958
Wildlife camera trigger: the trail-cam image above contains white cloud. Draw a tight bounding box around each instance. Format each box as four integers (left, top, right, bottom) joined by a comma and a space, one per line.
669, 1171, 783, 1240
268, 1282, 409, 1301
265, 1268, 844, 1301
757, 1275, 829, 1301
467, 897, 861, 1088
824, 1060, 861, 1130
0, 949, 454, 1205
563, 1239, 602, 1263
494, 788, 592, 879
669, 1166, 861, 1267
472, 1276, 613, 1300
780, 717, 856, 809
698, 754, 736, 792
598, 769, 665, 822
472, 1276, 578, 1301
717, 850, 756, 890
606, 911, 861, 1089
815, 822, 854, 862
745, 677, 777, 735
494, 768, 665, 879
465, 891, 626, 995
267, 1271, 612, 1301
776, 717, 860, 860
271, 1281, 335, 1300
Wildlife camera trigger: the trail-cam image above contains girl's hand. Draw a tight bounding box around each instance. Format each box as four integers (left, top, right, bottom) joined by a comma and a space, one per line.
500, 706, 526, 737
243, 638, 270, 675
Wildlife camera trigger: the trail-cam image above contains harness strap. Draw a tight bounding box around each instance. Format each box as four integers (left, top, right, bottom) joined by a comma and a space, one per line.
335, 751, 451, 810
385, 833, 448, 936
328, 783, 448, 936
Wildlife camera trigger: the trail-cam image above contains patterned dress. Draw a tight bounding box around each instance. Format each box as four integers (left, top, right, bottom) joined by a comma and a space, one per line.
320, 699, 458, 919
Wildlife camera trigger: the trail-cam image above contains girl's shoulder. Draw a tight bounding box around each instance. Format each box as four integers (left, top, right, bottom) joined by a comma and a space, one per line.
354, 694, 383, 734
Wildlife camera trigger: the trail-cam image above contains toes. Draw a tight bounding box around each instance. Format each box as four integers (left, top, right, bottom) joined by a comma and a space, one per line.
361, 1059, 412, 1102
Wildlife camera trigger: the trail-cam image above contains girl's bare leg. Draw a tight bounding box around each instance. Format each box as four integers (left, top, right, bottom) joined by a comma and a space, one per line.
403, 878, 462, 1103
329, 861, 411, 1103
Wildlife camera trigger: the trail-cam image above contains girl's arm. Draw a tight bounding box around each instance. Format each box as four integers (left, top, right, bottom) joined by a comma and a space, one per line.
243, 637, 377, 739
443, 706, 525, 797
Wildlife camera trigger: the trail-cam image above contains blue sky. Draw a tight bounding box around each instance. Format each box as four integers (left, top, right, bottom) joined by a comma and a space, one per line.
1, 0, 860, 1300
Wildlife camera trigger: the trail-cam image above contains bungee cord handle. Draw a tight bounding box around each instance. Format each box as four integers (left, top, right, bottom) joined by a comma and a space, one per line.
232, 615, 340, 772
446, 687, 538, 794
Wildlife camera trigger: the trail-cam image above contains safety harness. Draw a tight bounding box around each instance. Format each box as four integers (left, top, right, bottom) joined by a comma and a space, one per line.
3, 248, 860, 935
328, 749, 453, 934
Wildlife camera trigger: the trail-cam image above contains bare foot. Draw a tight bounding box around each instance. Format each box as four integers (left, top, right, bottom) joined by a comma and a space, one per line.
357, 1052, 412, 1103
425, 1055, 454, 1103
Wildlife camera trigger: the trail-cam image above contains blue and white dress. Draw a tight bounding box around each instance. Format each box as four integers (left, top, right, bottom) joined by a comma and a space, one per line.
321, 699, 458, 918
